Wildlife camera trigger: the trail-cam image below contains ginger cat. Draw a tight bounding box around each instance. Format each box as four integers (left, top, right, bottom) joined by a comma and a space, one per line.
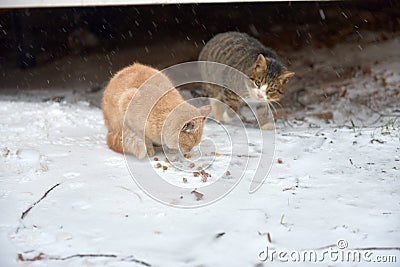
102, 63, 211, 159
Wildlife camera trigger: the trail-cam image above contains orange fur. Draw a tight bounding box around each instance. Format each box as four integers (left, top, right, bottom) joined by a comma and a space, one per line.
102, 63, 211, 159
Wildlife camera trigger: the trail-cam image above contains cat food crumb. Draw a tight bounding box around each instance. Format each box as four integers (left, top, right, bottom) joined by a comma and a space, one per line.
189, 163, 195, 168
154, 157, 159, 161
191, 190, 204, 201
225, 170, 231, 176
211, 151, 221, 157
164, 157, 170, 163
277, 158, 283, 164
182, 177, 188, 183
197, 166, 203, 171
201, 176, 208, 182
155, 163, 162, 168
193, 172, 200, 177
200, 170, 209, 178
184, 153, 192, 159
162, 165, 168, 171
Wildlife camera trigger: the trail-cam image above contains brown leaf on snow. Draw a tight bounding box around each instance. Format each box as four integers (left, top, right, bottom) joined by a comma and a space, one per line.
312, 112, 333, 120
191, 190, 204, 201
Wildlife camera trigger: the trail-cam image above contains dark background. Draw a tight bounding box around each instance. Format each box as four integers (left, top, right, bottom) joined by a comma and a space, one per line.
0, 0, 399, 112
1, 1, 398, 67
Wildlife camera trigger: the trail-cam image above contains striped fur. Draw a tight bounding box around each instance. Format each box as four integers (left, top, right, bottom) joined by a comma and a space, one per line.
199, 32, 294, 126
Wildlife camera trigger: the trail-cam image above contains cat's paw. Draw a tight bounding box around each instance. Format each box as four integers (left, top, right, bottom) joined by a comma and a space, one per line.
146, 145, 155, 157
212, 114, 223, 124
261, 123, 275, 130
222, 110, 234, 123
131, 141, 147, 160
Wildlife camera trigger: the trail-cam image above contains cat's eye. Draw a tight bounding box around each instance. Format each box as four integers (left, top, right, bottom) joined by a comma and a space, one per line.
255, 80, 261, 87
268, 88, 275, 92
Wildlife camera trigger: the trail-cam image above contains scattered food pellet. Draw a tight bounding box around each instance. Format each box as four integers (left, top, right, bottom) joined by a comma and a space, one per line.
191, 190, 204, 201
201, 176, 208, 183
164, 157, 170, 163
211, 151, 221, 156
189, 163, 195, 168
162, 165, 168, 171
200, 170, 209, 178
193, 172, 200, 177
184, 153, 192, 159
277, 158, 283, 164
182, 177, 188, 183
225, 170, 231, 176
155, 163, 162, 168
154, 157, 159, 161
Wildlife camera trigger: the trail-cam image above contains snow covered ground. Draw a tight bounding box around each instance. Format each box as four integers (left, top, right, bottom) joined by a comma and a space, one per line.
1, 101, 399, 266
1, 36, 400, 266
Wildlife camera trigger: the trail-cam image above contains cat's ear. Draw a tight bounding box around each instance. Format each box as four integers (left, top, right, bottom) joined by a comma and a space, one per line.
199, 105, 211, 117
279, 70, 295, 84
182, 121, 197, 133
255, 54, 268, 70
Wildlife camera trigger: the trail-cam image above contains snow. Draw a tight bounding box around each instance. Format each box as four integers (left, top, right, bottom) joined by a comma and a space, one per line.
1, 95, 399, 266
1, 33, 400, 267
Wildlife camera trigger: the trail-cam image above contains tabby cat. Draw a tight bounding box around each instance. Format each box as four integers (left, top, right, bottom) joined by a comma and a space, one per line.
102, 63, 210, 159
198, 31, 294, 129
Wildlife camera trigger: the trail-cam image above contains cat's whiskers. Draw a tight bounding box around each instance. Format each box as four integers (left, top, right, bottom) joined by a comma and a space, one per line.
270, 99, 282, 110
266, 99, 278, 115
